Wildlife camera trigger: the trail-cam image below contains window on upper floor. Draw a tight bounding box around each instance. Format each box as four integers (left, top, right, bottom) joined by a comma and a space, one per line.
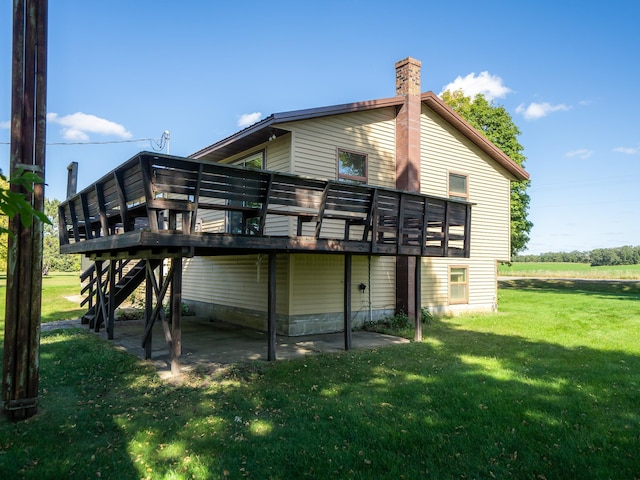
227, 150, 265, 234
448, 172, 468, 200
235, 150, 264, 170
337, 149, 367, 184
449, 265, 469, 304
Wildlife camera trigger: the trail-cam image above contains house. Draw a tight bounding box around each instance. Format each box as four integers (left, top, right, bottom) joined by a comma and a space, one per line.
181, 58, 529, 335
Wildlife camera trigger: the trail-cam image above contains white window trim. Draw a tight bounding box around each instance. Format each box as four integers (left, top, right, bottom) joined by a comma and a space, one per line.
449, 265, 469, 305
448, 171, 469, 200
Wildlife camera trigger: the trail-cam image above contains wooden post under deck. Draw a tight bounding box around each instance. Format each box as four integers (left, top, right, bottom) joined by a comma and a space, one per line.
144, 261, 153, 360
267, 253, 277, 361
107, 260, 116, 339
344, 254, 352, 350
170, 257, 182, 375
414, 255, 422, 342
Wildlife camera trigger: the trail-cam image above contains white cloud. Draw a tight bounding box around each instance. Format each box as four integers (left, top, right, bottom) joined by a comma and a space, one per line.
47, 112, 132, 141
613, 146, 639, 155
440, 71, 511, 101
237, 112, 262, 128
515, 102, 571, 120
565, 149, 594, 160
0, 120, 10, 129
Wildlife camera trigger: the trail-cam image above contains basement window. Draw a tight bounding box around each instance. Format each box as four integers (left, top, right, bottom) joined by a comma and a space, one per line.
337, 149, 367, 184
448, 172, 468, 200
449, 266, 469, 304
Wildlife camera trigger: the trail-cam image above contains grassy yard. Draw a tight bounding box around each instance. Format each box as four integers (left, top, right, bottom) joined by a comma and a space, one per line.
499, 261, 640, 279
0, 272, 85, 325
0, 277, 639, 478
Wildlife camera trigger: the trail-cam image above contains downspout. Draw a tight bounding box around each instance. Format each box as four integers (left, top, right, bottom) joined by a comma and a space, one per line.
368, 255, 373, 323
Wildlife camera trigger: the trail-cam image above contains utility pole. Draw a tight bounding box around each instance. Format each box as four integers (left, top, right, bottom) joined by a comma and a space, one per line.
2, 0, 48, 421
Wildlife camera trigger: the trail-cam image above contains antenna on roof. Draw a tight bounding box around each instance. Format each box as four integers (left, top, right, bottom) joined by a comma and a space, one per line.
163, 130, 170, 154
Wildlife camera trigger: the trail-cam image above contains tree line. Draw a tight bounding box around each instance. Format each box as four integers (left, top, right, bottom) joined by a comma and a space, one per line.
514, 245, 640, 266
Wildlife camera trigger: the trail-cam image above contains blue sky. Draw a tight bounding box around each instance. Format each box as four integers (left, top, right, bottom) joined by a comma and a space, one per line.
1, 0, 639, 254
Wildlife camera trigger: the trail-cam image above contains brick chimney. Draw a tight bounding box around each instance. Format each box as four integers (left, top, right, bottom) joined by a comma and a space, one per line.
395, 57, 422, 97
394, 57, 422, 319
395, 57, 421, 192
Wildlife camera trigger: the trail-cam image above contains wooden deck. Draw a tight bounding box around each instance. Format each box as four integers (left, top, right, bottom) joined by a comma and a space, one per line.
58, 151, 472, 371
58, 152, 471, 259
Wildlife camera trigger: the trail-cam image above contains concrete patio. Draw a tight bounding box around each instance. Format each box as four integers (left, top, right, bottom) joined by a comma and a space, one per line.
43, 317, 410, 379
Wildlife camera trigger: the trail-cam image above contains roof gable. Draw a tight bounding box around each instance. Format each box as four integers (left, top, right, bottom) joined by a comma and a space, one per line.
191, 93, 529, 181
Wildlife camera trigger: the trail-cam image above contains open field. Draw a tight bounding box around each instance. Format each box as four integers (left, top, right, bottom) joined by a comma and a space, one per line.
499, 261, 640, 279
1, 276, 640, 478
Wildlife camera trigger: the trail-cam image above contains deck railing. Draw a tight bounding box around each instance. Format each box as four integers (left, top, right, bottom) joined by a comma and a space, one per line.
59, 152, 471, 257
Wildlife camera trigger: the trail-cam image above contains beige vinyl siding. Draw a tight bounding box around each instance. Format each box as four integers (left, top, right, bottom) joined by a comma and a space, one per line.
264, 134, 293, 235
281, 109, 399, 317
289, 254, 395, 317
280, 108, 396, 187
198, 210, 225, 233
420, 104, 512, 313
370, 256, 396, 312
266, 133, 292, 172
183, 254, 290, 315
421, 257, 498, 313
280, 108, 396, 239
289, 255, 344, 315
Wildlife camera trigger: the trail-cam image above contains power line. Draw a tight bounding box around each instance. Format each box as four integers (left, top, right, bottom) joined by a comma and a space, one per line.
1, 138, 155, 146
48, 138, 156, 146
0, 131, 170, 150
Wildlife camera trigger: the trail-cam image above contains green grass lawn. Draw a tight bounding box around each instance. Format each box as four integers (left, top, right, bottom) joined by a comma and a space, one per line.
499, 261, 640, 279
1, 277, 639, 478
0, 272, 85, 325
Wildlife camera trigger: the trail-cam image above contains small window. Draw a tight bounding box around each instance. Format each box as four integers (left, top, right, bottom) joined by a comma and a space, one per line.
227, 151, 265, 234
235, 151, 264, 170
338, 149, 367, 184
449, 266, 469, 304
448, 172, 468, 200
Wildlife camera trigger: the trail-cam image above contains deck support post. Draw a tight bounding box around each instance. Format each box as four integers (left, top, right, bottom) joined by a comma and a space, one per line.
170, 257, 182, 376
267, 253, 277, 361
94, 260, 107, 332
414, 256, 422, 342
144, 261, 153, 360
107, 260, 116, 339
344, 254, 353, 350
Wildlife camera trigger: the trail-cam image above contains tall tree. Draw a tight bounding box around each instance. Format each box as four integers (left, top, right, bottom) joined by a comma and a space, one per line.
441, 90, 533, 255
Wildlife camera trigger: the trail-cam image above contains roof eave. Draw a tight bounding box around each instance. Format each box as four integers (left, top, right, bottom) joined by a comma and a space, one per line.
189, 115, 277, 160
190, 97, 404, 161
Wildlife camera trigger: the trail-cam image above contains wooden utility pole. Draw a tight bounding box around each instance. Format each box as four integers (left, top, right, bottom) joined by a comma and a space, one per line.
2, 0, 48, 421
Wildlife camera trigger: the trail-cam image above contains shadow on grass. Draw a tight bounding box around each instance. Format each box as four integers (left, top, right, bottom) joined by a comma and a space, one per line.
2, 319, 638, 479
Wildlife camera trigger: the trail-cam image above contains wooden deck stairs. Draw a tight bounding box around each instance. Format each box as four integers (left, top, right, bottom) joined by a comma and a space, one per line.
80, 258, 161, 330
